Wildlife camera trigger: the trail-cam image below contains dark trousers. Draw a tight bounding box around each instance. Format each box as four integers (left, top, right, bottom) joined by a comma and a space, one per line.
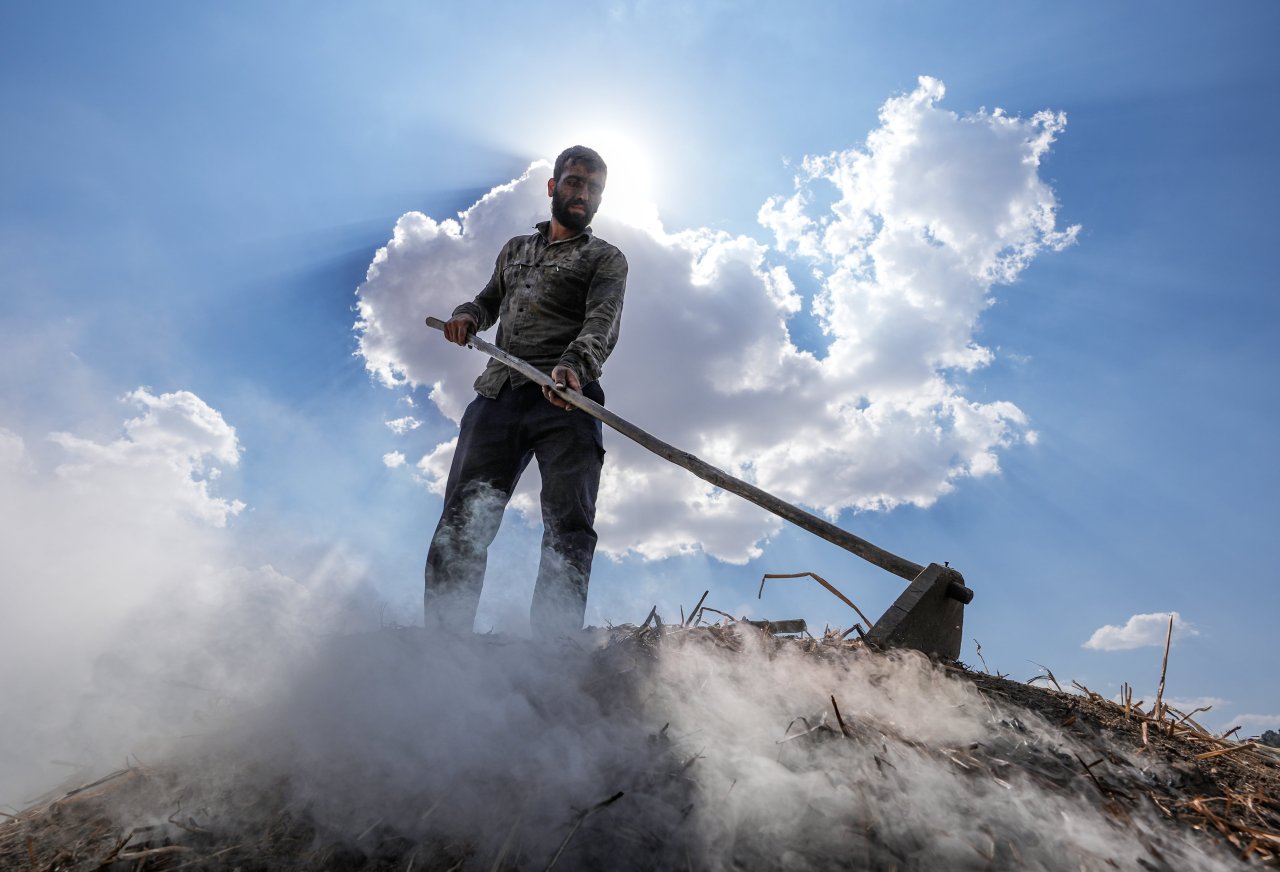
425, 380, 605, 637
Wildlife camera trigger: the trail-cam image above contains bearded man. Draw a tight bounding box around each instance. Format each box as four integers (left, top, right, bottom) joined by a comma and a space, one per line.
427, 145, 627, 637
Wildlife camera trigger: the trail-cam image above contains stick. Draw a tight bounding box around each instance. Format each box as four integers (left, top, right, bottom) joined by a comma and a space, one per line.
759, 572, 874, 627
1171, 706, 1214, 731
831, 695, 850, 738
1154, 614, 1174, 721
685, 590, 709, 626
1195, 743, 1261, 761
427, 317, 925, 583
1074, 754, 1111, 798
543, 792, 624, 871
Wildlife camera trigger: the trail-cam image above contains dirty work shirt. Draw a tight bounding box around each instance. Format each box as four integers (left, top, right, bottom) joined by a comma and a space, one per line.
452, 221, 627, 397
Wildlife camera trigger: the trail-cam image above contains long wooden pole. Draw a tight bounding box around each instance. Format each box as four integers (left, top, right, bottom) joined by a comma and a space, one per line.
426, 317, 925, 583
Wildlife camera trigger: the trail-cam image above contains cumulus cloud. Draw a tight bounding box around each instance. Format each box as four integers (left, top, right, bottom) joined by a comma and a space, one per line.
355, 77, 1077, 563
48, 388, 245, 527
382, 450, 406, 468
385, 416, 421, 434
1083, 612, 1199, 651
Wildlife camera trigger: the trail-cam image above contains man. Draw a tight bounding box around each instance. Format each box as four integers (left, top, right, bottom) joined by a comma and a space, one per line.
427, 145, 627, 637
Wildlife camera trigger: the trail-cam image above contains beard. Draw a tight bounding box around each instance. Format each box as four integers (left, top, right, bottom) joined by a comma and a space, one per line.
550, 185, 597, 232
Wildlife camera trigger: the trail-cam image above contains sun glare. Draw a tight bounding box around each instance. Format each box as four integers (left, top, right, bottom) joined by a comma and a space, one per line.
547, 128, 660, 229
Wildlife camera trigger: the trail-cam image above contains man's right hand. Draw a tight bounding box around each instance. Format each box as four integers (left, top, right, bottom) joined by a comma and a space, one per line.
442, 314, 476, 345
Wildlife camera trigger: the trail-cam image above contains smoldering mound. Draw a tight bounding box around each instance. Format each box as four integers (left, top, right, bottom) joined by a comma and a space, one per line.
3, 624, 1274, 870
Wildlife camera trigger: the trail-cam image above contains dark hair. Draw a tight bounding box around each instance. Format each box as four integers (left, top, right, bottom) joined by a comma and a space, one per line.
553, 145, 607, 182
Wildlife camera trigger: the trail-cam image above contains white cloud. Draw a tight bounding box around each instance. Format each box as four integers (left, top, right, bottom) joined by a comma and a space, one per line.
355, 77, 1077, 563
383, 451, 406, 468
1162, 695, 1227, 713
1083, 612, 1199, 651
385, 416, 421, 434
1227, 713, 1280, 734
0, 426, 32, 473
414, 437, 456, 497
49, 387, 245, 527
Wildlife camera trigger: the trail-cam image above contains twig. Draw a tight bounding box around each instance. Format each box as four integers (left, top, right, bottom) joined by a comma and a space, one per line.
638, 606, 659, 632
168, 843, 247, 871
1196, 743, 1261, 761
1070, 680, 1103, 702
839, 623, 862, 640
973, 639, 992, 674
1171, 706, 1213, 731
1179, 711, 1213, 735
831, 695, 850, 738
1154, 613, 1174, 721
1026, 662, 1062, 692
783, 716, 814, 737
677, 750, 704, 775
1074, 754, 1111, 798
490, 809, 523, 872
684, 591, 709, 627
119, 845, 195, 860
59, 767, 134, 801
777, 723, 832, 745
167, 808, 212, 837
698, 607, 734, 622
543, 792, 624, 871
759, 572, 873, 628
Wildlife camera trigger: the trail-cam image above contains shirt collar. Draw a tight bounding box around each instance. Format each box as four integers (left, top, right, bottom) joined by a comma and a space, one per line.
535, 220, 593, 243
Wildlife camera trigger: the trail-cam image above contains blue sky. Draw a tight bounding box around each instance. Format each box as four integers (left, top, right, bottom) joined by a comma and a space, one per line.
2, 1, 1277, 742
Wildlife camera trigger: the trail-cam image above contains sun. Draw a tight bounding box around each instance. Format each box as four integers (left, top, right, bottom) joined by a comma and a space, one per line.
542, 128, 660, 230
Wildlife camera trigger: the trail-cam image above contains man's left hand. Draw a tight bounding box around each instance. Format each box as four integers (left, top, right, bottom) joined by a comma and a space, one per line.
543, 365, 581, 410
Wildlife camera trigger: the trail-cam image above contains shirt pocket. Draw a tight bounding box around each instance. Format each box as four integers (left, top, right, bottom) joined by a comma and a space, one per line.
502, 259, 540, 299
538, 262, 591, 319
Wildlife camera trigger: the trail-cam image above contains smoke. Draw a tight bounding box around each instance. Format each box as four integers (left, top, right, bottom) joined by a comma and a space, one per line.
113, 629, 1239, 870
0, 395, 370, 810
0, 398, 1239, 868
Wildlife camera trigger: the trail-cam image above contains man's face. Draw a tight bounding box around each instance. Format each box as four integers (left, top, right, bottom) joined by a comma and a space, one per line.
549, 161, 606, 232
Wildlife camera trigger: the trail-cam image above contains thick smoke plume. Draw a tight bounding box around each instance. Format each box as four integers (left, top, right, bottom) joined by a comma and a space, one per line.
0, 394, 1245, 869
44, 628, 1241, 871
0, 392, 369, 809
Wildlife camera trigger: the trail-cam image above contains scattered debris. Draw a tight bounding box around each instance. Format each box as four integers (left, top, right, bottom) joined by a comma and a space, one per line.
759, 571, 873, 629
